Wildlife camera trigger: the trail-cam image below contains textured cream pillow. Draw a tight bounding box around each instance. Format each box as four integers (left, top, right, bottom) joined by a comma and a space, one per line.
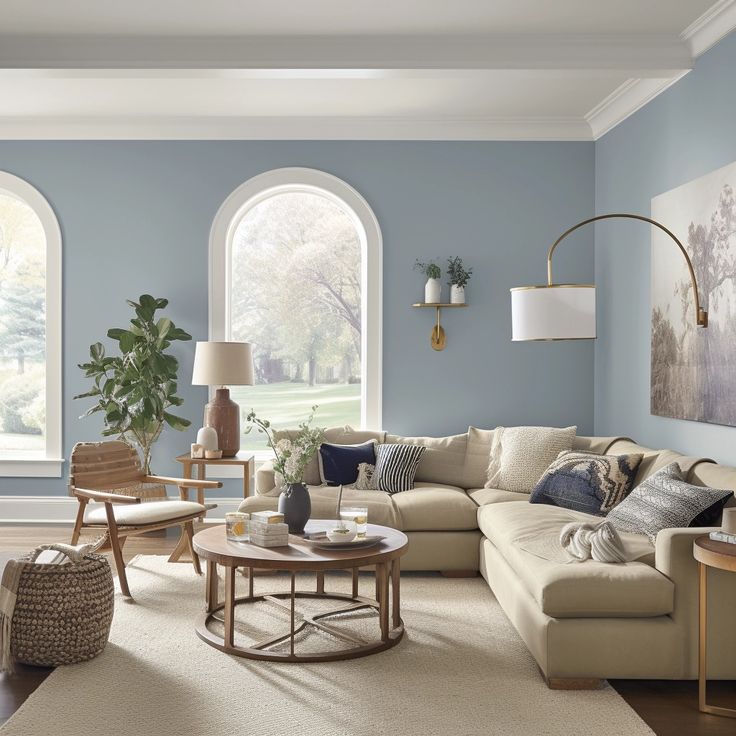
485, 425, 577, 493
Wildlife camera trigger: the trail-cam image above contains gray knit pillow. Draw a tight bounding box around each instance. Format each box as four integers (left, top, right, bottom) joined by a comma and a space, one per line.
607, 462, 733, 541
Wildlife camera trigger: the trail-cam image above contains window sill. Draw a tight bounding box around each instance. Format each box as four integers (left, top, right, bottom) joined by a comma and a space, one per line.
0, 457, 64, 478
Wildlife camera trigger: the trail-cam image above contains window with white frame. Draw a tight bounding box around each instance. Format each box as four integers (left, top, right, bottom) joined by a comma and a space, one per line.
210, 168, 382, 452
0, 172, 62, 477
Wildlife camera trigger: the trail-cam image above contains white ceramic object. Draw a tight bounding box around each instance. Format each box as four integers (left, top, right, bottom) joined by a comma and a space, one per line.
425, 277, 441, 303
723, 508, 736, 534
196, 425, 218, 452
190, 443, 204, 459
450, 285, 465, 304
327, 521, 357, 543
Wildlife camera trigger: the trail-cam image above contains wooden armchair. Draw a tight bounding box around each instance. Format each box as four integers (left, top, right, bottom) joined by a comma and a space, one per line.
69, 441, 222, 596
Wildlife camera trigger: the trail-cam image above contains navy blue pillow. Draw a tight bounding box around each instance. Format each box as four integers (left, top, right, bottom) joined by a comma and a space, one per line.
318, 441, 376, 486
529, 451, 642, 516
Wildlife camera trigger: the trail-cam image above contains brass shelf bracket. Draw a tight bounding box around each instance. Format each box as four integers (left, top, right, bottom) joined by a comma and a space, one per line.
412, 303, 468, 351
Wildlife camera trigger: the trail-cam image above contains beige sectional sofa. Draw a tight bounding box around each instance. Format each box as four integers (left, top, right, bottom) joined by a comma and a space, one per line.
240, 427, 736, 686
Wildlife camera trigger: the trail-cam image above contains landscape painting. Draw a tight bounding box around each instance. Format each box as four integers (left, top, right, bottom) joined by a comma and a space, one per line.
651, 160, 736, 426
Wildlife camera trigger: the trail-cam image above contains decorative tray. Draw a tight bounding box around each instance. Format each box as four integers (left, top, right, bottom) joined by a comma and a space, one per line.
302, 533, 385, 550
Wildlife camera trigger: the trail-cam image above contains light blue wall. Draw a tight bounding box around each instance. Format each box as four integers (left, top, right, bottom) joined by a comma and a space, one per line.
0, 141, 594, 496
595, 32, 736, 464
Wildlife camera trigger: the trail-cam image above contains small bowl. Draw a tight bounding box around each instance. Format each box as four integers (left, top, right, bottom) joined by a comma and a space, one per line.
205, 449, 223, 459
327, 522, 357, 543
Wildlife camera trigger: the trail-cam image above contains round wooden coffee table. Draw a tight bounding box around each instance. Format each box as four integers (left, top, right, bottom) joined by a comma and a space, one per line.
192, 520, 409, 662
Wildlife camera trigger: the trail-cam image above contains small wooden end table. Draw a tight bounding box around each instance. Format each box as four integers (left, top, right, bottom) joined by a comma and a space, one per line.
192, 520, 409, 662
176, 451, 255, 500
168, 452, 255, 564
693, 535, 736, 719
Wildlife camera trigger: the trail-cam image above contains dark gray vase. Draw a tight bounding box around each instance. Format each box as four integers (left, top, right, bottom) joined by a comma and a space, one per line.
278, 482, 311, 534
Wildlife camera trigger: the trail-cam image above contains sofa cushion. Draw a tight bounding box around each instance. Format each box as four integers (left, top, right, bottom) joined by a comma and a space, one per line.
392, 483, 478, 531
485, 425, 577, 493
239, 485, 400, 529
607, 462, 734, 541
468, 487, 529, 506
385, 432, 467, 487
477, 502, 673, 617
464, 427, 496, 488
529, 451, 643, 515
374, 443, 425, 493
605, 439, 686, 486
318, 440, 376, 486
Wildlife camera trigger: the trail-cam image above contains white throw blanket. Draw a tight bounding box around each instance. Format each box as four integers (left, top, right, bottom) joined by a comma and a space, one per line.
559, 521, 629, 563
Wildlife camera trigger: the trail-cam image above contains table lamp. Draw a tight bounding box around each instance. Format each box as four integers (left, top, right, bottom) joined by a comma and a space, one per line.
192, 341, 254, 457
510, 213, 708, 341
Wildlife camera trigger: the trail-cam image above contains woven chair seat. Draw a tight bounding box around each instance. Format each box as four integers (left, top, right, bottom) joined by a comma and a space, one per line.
84, 500, 206, 526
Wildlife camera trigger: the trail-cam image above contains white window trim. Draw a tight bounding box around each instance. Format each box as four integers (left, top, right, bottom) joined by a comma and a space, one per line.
0, 172, 63, 477
209, 167, 382, 435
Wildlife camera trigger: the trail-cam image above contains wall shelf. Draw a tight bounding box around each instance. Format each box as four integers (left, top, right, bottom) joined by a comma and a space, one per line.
412, 303, 468, 351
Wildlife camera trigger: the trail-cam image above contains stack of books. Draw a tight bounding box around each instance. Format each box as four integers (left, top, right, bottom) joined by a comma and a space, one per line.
249, 511, 289, 548
710, 530, 736, 545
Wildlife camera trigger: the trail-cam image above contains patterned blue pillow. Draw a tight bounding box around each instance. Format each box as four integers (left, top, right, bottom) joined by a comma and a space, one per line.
318, 441, 376, 486
530, 451, 643, 516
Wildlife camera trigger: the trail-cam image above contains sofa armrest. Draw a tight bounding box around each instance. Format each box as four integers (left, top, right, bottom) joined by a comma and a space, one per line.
256, 460, 280, 497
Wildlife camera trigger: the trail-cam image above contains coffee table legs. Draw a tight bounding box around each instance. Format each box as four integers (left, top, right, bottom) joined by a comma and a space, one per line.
391, 559, 401, 629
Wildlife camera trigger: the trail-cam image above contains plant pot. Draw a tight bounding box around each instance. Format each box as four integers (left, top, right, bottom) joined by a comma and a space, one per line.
425, 277, 442, 303
450, 285, 465, 304
278, 482, 311, 534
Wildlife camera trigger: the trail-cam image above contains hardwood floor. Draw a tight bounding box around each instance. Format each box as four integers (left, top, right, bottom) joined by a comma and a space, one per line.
1, 523, 734, 735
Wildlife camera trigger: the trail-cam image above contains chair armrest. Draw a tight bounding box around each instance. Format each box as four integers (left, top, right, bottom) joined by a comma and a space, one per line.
143, 474, 222, 489
72, 487, 141, 504
256, 460, 278, 496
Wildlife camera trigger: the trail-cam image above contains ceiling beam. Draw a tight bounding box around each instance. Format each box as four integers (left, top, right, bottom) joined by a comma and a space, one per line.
0, 33, 693, 74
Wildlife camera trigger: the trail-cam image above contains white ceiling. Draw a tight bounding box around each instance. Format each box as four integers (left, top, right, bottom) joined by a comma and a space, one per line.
0, 1, 733, 140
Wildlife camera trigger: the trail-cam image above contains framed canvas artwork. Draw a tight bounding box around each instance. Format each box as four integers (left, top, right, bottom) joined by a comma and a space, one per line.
651, 160, 736, 426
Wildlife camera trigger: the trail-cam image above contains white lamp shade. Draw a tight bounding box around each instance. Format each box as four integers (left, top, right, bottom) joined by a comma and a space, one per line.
191, 341, 254, 385
510, 285, 596, 341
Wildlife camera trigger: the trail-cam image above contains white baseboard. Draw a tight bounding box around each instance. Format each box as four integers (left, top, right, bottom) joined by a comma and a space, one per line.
0, 495, 246, 524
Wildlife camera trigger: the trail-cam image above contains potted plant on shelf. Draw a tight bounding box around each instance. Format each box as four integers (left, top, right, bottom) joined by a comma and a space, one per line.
414, 259, 443, 303
246, 407, 325, 533
447, 256, 472, 304
74, 295, 192, 474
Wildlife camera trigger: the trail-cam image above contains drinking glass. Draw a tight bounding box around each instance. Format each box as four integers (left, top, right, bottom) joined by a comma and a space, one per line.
340, 507, 368, 538
225, 512, 250, 542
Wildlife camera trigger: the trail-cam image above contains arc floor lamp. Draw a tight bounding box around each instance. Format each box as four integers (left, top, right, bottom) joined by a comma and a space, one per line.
510, 213, 709, 341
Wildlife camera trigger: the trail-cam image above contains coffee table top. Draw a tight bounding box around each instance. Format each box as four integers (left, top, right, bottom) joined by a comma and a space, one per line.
193, 520, 408, 571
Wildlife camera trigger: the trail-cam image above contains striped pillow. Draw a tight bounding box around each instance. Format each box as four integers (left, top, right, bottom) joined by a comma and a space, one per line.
374, 443, 426, 494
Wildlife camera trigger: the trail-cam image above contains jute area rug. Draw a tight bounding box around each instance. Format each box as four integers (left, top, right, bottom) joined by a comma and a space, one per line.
1, 556, 653, 736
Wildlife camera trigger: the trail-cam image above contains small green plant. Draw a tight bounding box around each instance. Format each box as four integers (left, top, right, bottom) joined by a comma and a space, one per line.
246, 407, 325, 485
447, 256, 473, 288
75, 295, 192, 473
414, 259, 442, 280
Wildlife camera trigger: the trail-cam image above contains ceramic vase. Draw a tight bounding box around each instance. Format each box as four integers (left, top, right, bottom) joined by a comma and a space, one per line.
425, 278, 442, 303
278, 482, 311, 534
450, 285, 466, 304
196, 425, 218, 452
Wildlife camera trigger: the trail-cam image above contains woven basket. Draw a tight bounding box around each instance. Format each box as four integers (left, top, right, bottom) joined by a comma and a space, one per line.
10, 546, 114, 668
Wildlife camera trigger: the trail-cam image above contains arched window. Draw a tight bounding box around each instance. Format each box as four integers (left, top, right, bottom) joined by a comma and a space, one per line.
210, 168, 382, 452
0, 172, 62, 476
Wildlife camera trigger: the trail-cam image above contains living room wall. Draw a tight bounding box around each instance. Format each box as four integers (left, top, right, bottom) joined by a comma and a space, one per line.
595, 32, 736, 464
0, 141, 594, 496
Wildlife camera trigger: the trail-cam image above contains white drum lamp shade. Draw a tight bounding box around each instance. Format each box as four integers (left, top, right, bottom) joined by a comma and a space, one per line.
191, 342, 254, 386
191, 341, 254, 457
511, 285, 596, 341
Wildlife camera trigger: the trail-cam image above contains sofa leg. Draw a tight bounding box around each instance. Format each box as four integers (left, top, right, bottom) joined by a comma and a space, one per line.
440, 570, 478, 578
546, 677, 606, 690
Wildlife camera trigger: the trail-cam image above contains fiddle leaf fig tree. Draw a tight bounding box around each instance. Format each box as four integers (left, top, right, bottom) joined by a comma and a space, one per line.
74, 295, 192, 473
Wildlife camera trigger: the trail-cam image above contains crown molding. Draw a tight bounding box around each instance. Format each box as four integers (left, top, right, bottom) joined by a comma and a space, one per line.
681, 0, 736, 57
0, 115, 593, 141
585, 74, 689, 140
0, 33, 692, 73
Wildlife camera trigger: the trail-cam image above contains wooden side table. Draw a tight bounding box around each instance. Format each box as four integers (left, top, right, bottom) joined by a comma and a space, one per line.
693, 535, 736, 719
168, 452, 255, 564
175, 451, 255, 501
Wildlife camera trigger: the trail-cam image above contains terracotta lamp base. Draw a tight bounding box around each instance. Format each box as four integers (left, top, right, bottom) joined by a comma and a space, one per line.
204, 387, 240, 457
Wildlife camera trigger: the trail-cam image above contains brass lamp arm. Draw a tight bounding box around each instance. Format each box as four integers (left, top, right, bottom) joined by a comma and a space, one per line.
546, 213, 708, 327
